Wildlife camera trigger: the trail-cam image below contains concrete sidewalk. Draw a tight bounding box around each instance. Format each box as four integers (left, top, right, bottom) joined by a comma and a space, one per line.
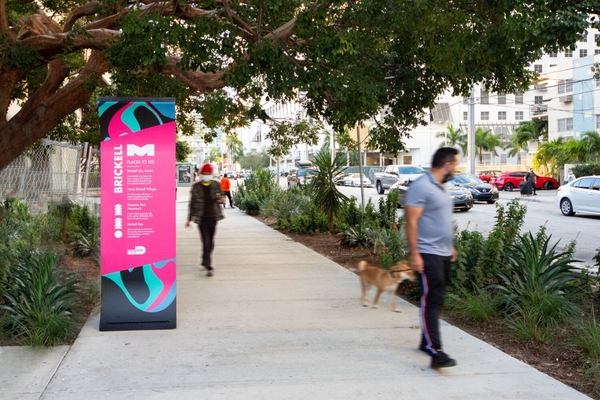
0, 186, 591, 400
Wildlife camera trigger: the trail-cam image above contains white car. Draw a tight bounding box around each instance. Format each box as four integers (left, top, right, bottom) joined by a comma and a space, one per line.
556, 176, 600, 216
343, 173, 373, 187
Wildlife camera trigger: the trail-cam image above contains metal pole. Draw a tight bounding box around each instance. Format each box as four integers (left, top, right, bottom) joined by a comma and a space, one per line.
468, 85, 476, 174
82, 143, 92, 202
357, 125, 365, 211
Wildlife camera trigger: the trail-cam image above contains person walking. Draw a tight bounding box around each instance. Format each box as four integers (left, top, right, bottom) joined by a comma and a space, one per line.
567, 169, 576, 183
405, 147, 459, 369
525, 168, 537, 195
185, 164, 224, 277
220, 173, 234, 208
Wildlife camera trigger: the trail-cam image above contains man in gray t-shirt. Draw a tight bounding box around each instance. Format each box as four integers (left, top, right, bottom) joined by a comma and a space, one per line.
405, 147, 458, 369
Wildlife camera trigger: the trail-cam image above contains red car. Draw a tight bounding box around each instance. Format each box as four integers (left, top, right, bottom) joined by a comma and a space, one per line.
493, 171, 560, 191
477, 170, 502, 184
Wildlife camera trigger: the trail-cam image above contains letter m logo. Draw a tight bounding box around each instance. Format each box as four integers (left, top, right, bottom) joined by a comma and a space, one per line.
127, 144, 155, 157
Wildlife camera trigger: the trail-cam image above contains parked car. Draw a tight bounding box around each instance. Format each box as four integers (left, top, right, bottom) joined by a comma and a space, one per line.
391, 179, 473, 211
373, 165, 426, 194
452, 173, 499, 204
555, 176, 600, 216
333, 173, 351, 185
343, 173, 373, 187
478, 170, 502, 184
493, 171, 559, 191
287, 165, 318, 188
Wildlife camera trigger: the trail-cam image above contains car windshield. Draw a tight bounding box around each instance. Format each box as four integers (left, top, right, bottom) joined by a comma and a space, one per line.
401, 166, 426, 174
298, 168, 318, 177
455, 174, 483, 184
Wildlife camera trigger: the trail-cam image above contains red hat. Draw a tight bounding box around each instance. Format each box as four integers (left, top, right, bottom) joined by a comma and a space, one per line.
200, 164, 213, 174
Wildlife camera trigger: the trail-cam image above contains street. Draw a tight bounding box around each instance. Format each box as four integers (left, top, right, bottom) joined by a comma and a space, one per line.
335, 183, 599, 267
262, 177, 598, 266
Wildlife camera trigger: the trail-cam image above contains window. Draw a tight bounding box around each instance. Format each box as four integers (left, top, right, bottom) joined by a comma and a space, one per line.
498, 111, 507, 120
580, 49, 588, 58
558, 79, 573, 94
534, 96, 544, 105
515, 111, 524, 120
596, 49, 600, 55
481, 111, 489, 120
565, 50, 573, 57
480, 90, 489, 104
463, 97, 469, 105
579, 33, 588, 43
534, 64, 543, 73
463, 111, 468, 121
558, 118, 573, 132
575, 178, 593, 189
515, 93, 524, 104
596, 115, 600, 129
549, 52, 558, 57
497, 93, 506, 104
596, 33, 600, 42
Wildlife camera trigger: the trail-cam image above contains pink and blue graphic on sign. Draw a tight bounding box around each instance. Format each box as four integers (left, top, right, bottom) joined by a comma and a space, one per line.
99, 98, 176, 331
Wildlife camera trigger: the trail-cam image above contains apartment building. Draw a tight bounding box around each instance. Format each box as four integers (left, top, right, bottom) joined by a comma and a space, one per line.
238, 29, 600, 170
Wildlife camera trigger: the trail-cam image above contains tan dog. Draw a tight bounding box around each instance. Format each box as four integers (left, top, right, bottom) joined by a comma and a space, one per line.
358, 260, 416, 312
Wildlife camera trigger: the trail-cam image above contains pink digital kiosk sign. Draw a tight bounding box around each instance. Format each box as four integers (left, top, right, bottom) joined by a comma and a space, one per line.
99, 98, 176, 331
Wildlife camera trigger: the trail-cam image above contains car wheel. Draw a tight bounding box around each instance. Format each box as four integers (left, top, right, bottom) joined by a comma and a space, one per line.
376, 181, 384, 194
504, 182, 514, 191
544, 181, 554, 190
560, 198, 576, 216
486, 200, 496, 204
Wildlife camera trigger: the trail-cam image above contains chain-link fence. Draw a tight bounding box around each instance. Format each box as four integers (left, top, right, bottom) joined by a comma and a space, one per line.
0, 139, 100, 214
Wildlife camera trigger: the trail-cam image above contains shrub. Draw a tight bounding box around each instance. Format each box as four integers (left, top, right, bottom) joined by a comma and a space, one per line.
446, 287, 499, 324
489, 232, 583, 332
0, 251, 81, 346
573, 163, 600, 178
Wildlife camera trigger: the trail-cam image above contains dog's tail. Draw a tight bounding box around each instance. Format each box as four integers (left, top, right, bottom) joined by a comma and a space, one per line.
357, 260, 367, 272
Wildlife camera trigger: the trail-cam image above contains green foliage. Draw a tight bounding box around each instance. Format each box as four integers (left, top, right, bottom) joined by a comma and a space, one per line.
239, 151, 270, 171
310, 148, 349, 233
446, 287, 499, 324
488, 232, 582, 335
233, 169, 277, 216
0, 252, 81, 346
574, 163, 600, 178
176, 141, 193, 162
452, 201, 527, 291
5, 0, 600, 170
339, 223, 373, 249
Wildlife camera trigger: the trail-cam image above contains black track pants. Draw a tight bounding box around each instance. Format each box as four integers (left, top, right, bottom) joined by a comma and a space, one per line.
198, 217, 217, 270
418, 253, 451, 356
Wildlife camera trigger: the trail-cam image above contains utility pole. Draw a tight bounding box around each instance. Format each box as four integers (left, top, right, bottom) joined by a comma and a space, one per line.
468, 85, 476, 174
357, 124, 365, 211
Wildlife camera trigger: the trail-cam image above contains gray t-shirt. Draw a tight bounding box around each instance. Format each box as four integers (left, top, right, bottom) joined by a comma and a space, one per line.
405, 172, 453, 256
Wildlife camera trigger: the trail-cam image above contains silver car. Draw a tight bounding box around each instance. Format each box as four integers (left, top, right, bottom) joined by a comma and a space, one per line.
556, 176, 600, 216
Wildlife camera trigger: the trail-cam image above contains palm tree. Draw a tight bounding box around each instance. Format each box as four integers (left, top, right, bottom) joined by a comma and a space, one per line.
533, 138, 564, 176
581, 131, 600, 162
435, 125, 467, 155
224, 135, 243, 165
310, 148, 349, 233
505, 122, 538, 164
475, 128, 502, 164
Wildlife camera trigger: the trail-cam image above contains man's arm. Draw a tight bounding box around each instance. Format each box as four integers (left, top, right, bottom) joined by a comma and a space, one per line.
405, 205, 424, 273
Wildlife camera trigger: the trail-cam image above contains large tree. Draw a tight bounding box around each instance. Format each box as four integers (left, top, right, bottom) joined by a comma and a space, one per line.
1, 0, 598, 171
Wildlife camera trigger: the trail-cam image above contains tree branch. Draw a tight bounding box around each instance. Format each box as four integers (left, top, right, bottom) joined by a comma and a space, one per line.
20, 29, 118, 60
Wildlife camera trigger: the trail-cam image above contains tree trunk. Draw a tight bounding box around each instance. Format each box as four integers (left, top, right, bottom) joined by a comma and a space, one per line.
0, 51, 107, 172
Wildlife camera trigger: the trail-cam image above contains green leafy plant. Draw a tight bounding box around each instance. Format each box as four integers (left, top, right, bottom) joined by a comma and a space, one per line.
339, 223, 373, 249
0, 251, 81, 346
446, 287, 499, 324
489, 232, 582, 333
310, 148, 349, 233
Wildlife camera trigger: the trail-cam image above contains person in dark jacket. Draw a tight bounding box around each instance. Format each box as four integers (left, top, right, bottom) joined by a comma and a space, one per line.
525, 168, 537, 195
185, 163, 224, 277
